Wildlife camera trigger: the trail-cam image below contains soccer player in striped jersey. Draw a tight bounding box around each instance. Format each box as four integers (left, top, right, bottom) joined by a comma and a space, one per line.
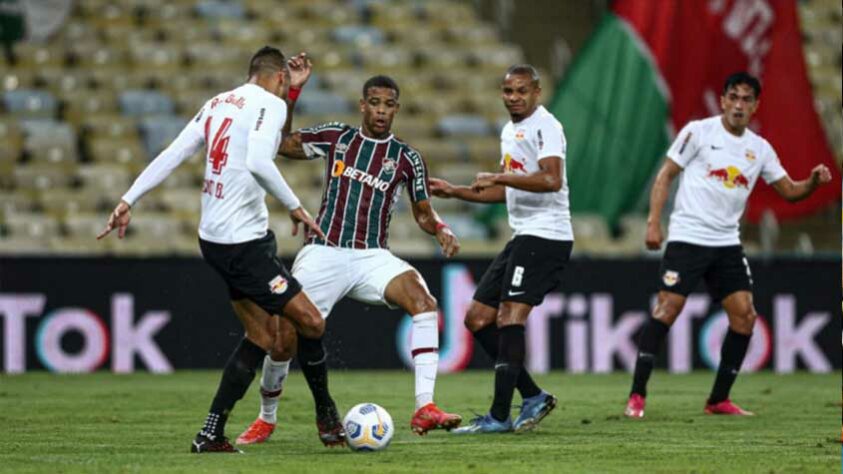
236, 75, 462, 445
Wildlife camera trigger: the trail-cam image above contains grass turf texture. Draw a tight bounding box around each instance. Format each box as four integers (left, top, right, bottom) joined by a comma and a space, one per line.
1, 371, 838, 473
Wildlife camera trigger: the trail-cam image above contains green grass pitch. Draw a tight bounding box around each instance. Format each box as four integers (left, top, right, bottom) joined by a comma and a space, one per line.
2, 371, 839, 473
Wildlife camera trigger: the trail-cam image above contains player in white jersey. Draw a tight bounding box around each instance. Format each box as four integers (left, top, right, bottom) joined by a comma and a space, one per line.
430, 65, 572, 434
97, 47, 341, 452
624, 72, 832, 419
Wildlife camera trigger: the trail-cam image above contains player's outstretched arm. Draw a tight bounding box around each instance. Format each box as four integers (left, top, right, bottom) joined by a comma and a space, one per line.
645, 158, 682, 250
411, 199, 459, 258
429, 177, 505, 203
471, 156, 563, 194
771, 164, 832, 202
98, 112, 205, 240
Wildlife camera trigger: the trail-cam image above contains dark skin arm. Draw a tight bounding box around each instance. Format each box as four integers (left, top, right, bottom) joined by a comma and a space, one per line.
411, 199, 459, 257
277, 131, 309, 160
770, 164, 832, 202
471, 156, 563, 193
277, 53, 312, 161
429, 178, 506, 203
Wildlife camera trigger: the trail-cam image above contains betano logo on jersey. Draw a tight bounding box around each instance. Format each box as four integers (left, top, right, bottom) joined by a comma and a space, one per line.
707, 165, 749, 189
331, 161, 391, 192
502, 153, 527, 173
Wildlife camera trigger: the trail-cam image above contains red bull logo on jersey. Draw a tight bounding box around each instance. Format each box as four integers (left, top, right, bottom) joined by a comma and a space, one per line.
503, 153, 527, 174
268, 275, 288, 295
331, 161, 390, 192
707, 165, 749, 189
210, 93, 246, 110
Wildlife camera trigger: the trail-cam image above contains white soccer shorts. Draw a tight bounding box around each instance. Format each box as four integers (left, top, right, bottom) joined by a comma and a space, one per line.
291, 244, 417, 318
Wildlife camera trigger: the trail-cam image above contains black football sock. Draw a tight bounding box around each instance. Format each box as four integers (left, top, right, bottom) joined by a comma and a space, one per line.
630, 318, 670, 398
298, 334, 334, 417
201, 337, 265, 439
489, 325, 525, 422
708, 329, 751, 404
474, 325, 541, 399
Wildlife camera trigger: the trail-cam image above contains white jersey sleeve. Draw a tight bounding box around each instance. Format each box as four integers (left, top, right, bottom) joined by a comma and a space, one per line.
244, 101, 301, 210
535, 116, 565, 160
666, 121, 701, 168
759, 140, 788, 184
122, 106, 207, 206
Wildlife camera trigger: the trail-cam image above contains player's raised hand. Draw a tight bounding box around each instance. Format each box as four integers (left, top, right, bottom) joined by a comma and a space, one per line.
810, 164, 832, 185
97, 201, 132, 240
471, 172, 498, 192
436, 225, 460, 258
429, 177, 454, 198
290, 206, 325, 240
287, 52, 313, 89
645, 222, 663, 250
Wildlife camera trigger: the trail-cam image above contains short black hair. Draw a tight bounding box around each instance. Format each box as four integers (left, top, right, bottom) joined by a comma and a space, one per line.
504, 64, 540, 86
248, 46, 286, 77
722, 72, 761, 98
362, 75, 400, 99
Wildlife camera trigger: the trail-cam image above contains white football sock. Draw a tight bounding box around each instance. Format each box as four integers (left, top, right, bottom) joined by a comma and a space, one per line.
411, 311, 439, 409
259, 356, 290, 424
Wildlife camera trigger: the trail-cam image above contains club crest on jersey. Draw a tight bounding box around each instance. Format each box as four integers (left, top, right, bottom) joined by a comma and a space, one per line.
335, 143, 349, 153
268, 275, 288, 294
662, 270, 680, 287
515, 130, 525, 141
382, 157, 397, 173
745, 149, 756, 161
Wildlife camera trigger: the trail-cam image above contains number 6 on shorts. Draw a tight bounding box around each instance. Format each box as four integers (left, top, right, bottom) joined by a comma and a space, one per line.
511, 266, 524, 287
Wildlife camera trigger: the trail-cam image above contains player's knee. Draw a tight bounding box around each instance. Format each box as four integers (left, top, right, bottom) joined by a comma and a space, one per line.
464, 309, 488, 332
307, 314, 326, 338
654, 300, 682, 326
464, 302, 496, 332
495, 307, 518, 327
246, 331, 274, 352
270, 345, 294, 361
294, 309, 325, 339
464, 313, 483, 332
270, 334, 294, 361
409, 293, 437, 315
737, 309, 757, 332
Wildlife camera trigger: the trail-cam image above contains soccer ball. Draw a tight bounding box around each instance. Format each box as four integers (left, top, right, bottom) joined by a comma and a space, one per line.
343, 403, 394, 452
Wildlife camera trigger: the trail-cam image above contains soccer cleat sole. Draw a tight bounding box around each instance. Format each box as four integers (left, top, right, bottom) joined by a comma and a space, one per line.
514, 395, 558, 434
190, 440, 242, 454
703, 406, 754, 416
624, 407, 645, 419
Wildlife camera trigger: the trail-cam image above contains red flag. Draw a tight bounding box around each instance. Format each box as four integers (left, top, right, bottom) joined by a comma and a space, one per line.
614, 0, 840, 221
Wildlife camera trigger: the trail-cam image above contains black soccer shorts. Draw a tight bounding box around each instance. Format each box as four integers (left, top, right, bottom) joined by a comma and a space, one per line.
199, 230, 303, 316
474, 235, 573, 308
658, 241, 753, 301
